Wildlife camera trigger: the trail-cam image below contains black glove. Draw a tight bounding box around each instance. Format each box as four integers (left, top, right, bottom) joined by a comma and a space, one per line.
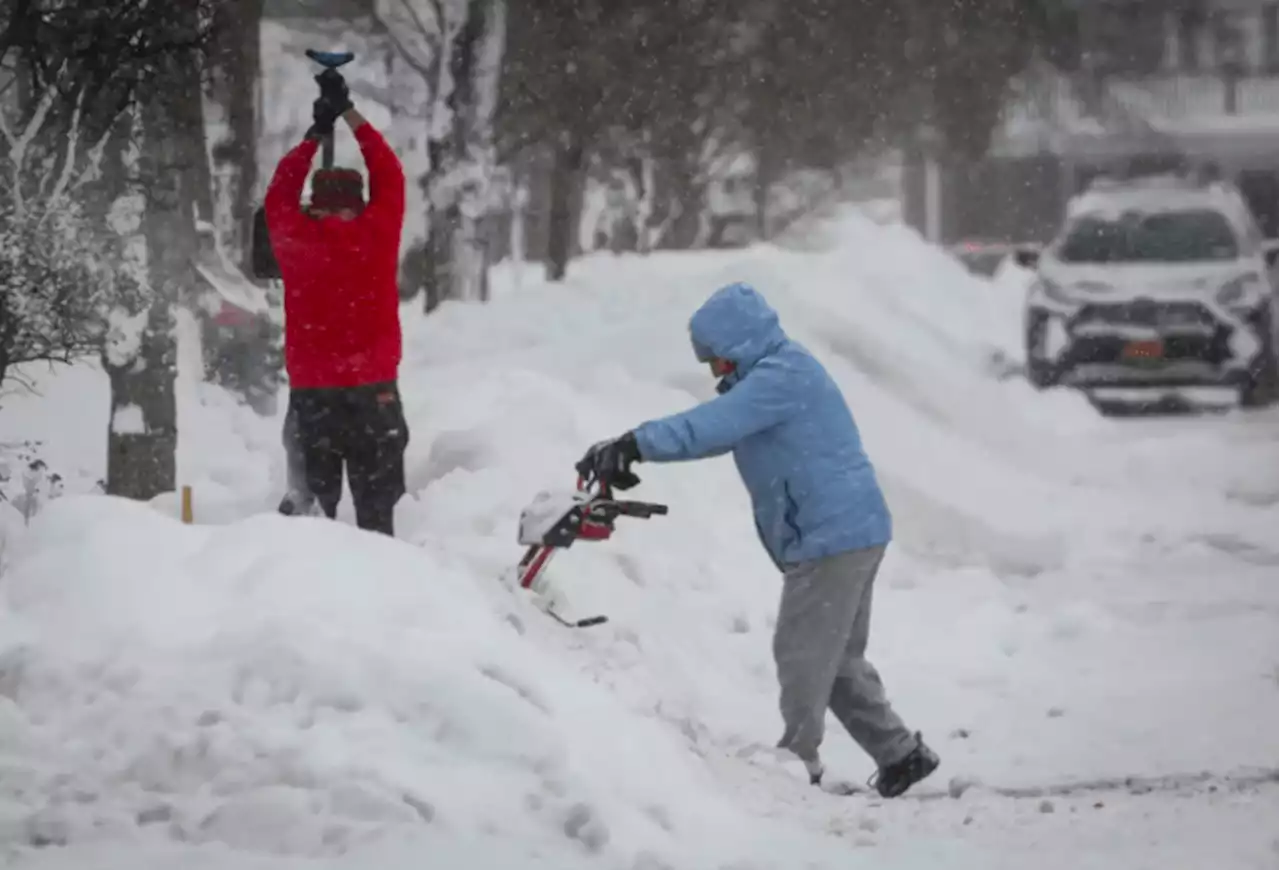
305, 70, 353, 140
315, 69, 354, 115
575, 432, 642, 491
306, 96, 340, 140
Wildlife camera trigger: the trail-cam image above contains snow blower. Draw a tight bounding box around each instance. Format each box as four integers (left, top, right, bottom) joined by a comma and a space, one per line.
513, 472, 667, 628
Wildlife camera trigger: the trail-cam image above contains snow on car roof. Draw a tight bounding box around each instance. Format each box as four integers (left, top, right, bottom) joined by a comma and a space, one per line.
1066, 175, 1243, 222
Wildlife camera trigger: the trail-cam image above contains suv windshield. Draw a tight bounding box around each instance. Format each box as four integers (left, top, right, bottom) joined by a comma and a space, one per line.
1057, 208, 1238, 263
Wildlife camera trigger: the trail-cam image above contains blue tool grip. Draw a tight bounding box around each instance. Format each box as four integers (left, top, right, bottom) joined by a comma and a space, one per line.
306, 49, 355, 69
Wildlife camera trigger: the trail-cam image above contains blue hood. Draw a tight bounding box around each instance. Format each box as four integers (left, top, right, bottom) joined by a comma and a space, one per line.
689, 283, 787, 373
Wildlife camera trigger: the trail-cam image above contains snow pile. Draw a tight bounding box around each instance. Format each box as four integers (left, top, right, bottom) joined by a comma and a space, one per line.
0, 497, 875, 869
0, 207, 1276, 869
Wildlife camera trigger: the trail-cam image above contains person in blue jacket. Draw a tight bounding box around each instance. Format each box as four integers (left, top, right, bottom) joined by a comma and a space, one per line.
576, 282, 939, 798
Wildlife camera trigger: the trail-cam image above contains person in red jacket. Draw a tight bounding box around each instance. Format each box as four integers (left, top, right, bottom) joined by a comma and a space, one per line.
264, 77, 408, 536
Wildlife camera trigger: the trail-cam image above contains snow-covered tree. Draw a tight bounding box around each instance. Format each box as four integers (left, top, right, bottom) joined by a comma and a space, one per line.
0, 92, 110, 390
207, 0, 265, 272
99, 110, 182, 501
100, 2, 209, 500
370, 0, 507, 311
201, 0, 284, 415
3, 0, 219, 500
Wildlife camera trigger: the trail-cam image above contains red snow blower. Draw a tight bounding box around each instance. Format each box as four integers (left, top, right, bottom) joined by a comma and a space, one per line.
514, 473, 667, 628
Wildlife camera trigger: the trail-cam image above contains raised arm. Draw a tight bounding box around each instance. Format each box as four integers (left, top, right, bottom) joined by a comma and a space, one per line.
344, 109, 405, 229
264, 136, 320, 238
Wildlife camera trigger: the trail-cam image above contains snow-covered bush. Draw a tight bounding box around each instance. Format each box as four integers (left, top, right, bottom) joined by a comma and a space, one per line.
0, 439, 78, 525
0, 65, 116, 395
0, 199, 105, 390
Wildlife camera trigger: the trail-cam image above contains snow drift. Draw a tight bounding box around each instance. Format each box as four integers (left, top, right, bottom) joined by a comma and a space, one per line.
1, 496, 868, 868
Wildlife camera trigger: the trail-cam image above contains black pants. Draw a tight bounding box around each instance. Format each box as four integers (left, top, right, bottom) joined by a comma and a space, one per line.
287, 381, 408, 536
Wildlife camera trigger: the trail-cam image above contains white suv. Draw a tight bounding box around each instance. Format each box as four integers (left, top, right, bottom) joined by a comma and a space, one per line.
1020, 173, 1278, 408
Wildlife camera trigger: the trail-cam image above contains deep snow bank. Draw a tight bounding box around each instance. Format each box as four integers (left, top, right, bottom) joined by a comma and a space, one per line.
0, 496, 873, 869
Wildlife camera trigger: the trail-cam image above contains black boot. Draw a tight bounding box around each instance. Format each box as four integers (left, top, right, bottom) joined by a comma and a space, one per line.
278, 490, 316, 517
870, 733, 939, 798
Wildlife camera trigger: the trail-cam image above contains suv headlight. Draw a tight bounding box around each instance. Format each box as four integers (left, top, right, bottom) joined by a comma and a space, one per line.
1216, 274, 1266, 310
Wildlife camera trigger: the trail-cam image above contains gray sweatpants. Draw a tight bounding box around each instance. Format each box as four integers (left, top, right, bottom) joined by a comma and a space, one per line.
773, 545, 915, 769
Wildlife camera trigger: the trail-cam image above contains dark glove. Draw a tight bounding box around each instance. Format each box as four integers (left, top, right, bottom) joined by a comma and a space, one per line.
315, 69, 354, 115
305, 96, 339, 140
575, 432, 642, 491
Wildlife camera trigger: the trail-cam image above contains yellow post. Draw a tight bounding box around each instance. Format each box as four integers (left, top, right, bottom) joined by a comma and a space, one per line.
180, 485, 193, 524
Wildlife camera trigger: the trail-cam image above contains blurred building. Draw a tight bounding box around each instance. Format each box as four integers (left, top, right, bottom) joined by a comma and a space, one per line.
903, 0, 1279, 247
1076, 0, 1275, 79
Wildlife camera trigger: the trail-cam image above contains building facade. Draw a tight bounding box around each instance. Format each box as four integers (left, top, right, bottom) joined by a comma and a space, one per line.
1076, 0, 1276, 79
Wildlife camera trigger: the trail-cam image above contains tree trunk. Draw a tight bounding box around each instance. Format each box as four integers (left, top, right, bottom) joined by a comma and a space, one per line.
421, 6, 455, 315
422, 0, 506, 306
380, 29, 427, 304
181, 65, 216, 250
752, 142, 776, 242
422, 207, 448, 313
210, 0, 263, 273
203, 0, 278, 414
546, 134, 584, 281
658, 157, 704, 250
104, 9, 203, 501
423, 118, 449, 314
104, 299, 177, 500
624, 154, 662, 254
447, 0, 505, 303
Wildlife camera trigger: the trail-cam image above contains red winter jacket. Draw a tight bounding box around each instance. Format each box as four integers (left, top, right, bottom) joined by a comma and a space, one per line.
264, 122, 406, 390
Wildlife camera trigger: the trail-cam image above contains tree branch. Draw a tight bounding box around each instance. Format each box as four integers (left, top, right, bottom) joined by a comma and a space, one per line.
381, 20, 434, 79
71, 125, 114, 192
40, 84, 86, 205
395, 0, 440, 44
0, 73, 63, 216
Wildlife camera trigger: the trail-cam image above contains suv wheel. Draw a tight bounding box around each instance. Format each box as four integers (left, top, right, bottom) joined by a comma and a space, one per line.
1240, 306, 1278, 408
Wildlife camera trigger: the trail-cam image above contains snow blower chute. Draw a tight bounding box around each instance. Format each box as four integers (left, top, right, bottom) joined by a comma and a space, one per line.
514, 472, 667, 628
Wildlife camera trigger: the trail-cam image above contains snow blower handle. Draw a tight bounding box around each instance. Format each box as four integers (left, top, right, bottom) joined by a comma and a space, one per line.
306, 50, 355, 168
576, 474, 668, 521
610, 500, 668, 519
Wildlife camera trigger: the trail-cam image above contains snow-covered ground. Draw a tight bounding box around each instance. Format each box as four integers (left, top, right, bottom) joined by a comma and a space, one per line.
0, 209, 1276, 869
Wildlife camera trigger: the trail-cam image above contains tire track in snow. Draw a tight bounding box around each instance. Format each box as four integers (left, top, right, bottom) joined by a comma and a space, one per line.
819, 766, 1280, 802
724, 743, 1277, 805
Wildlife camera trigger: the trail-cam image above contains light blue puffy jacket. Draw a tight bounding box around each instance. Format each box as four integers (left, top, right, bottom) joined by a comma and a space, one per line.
633, 283, 892, 569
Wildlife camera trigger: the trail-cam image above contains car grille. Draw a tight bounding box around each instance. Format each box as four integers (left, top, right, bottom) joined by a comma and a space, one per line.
1067, 333, 1227, 364
1073, 300, 1217, 330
